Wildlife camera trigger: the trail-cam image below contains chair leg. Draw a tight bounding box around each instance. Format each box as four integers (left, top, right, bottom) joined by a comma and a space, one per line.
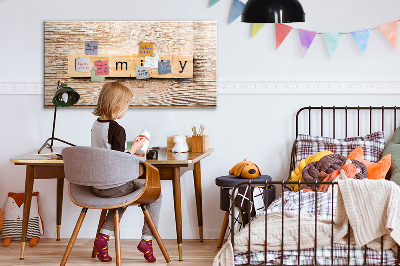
141, 205, 171, 263
217, 211, 230, 248
114, 209, 121, 266
91, 209, 108, 258
60, 208, 88, 266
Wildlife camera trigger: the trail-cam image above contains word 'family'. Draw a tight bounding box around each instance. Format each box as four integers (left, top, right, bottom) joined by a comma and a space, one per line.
68, 54, 193, 78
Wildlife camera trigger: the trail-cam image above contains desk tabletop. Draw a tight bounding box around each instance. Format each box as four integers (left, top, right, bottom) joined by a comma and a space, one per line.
10, 147, 214, 166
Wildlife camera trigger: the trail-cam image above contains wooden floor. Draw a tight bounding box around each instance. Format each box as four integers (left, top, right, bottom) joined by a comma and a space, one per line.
0, 239, 222, 265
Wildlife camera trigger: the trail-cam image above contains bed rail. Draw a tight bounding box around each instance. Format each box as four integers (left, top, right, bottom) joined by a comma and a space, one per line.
230, 180, 400, 266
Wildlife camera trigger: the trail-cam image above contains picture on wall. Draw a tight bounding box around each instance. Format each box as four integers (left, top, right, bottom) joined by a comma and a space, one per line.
44, 21, 217, 108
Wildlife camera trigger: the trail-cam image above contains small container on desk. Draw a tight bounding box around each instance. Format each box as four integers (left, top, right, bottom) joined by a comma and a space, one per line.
191, 135, 209, 152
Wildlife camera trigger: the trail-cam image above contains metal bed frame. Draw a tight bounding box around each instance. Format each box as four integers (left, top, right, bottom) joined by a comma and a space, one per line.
230, 106, 400, 266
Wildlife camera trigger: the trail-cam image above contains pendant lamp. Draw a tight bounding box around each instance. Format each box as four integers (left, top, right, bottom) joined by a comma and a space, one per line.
241, 0, 305, 23
38, 81, 80, 154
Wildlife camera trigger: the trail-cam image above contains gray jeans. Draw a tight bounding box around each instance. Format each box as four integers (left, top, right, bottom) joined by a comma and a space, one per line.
92, 180, 162, 240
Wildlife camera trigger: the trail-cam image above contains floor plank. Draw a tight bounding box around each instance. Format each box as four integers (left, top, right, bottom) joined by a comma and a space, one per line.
0, 239, 221, 265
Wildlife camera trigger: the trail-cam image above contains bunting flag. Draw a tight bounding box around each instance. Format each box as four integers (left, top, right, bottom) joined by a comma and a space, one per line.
351, 29, 370, 55
378, 21, 398, 50
323, 33, 341, 58
275, 23, 293, 49
298, 29, 317, 58
251, 23, 266, 38
229, 0, 245, 24
209, 0, 220, 7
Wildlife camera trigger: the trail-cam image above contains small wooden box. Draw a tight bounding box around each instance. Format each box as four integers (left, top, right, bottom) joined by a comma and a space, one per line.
167, 136, 192, 151
191, 135, 209, 153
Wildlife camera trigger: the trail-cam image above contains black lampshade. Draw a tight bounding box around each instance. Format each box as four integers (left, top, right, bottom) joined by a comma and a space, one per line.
241, 0, 305, 23
52, 83, 80, 107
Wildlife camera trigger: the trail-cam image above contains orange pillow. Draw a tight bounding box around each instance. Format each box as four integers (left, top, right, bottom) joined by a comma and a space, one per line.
347, 146, 391, 180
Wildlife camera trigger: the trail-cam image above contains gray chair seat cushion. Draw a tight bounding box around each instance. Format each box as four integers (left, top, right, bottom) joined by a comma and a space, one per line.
69, 180, 145, 208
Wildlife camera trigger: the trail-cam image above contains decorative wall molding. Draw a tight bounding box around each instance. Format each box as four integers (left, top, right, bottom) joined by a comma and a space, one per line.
218, 81, 400, 94
0, 83, 43, 95
1, 81, 400, 95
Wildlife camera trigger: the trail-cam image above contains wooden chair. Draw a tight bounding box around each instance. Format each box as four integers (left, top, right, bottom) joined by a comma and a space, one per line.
60, 146, 171, 265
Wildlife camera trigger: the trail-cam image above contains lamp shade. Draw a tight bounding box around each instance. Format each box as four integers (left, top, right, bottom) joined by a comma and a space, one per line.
241, 0, 305, 23
52, 83, 80, 107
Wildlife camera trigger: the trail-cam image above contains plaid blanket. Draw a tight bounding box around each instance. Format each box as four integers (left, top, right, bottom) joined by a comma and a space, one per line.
234, 191, 397, 265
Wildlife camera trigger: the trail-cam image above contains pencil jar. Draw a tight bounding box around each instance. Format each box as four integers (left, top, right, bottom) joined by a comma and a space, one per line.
191, 135, 209, 152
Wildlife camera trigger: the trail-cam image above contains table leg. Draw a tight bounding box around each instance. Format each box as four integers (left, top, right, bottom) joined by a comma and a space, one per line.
172, 167, 183, 261
20, 165, 35, 259
56, 178, 64, 241
193, 161, 203, 242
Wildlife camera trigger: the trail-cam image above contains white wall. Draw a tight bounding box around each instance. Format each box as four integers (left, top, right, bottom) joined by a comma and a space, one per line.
1, 0, 400, 239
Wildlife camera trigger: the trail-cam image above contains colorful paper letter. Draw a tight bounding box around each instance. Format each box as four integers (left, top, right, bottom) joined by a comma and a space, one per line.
85, 41, 98, 55
379, 21, 398, 50
351, 29, 370, 55
94, 60, 109, 76
158, 60, 172, 75
209, 0, 220, 7
229, 0, 245, 24
139, 42, 154, 56
298, 29, 317, 58
323, 33, 341, 58
144, 55, 159, 68
136, 66, 150, 79
275, 23, 293, 49
91, 67, 105, 82
251, 23, 266, 38
75, 57, 90, 72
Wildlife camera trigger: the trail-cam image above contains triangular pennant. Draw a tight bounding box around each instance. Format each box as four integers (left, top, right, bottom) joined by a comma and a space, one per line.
323, 33, 341, 58
298, 29, 317, 58
229, 0, 245, 24
275, 23, 293, 49
209, 0, 220, 7
251, 23, 266, 38
351, 29, 370, 55
378, 21, 398, 50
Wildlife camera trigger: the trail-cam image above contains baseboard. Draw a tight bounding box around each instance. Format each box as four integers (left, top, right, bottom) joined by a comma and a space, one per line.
1, 81, 400, 95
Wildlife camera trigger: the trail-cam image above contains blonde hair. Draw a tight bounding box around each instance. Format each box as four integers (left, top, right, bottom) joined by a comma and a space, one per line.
93, 82, 133, 120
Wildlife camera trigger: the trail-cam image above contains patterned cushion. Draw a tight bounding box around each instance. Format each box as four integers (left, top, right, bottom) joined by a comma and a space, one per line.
295, 131, 385, 166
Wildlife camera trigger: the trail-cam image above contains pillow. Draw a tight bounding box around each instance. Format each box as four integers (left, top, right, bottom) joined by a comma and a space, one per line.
348, 146, 391, 180
382, 126, 400, 184
295, 131, 385, 166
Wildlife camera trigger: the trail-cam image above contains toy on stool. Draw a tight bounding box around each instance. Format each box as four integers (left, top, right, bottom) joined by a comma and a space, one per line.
1, 192, 44, 247
229, 159, 261, 179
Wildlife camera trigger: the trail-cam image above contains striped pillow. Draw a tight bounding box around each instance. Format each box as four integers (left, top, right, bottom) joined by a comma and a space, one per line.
294, 131, 385, 166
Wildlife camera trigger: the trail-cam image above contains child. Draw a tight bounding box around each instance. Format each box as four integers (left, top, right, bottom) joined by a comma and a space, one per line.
91, 82, 162, 263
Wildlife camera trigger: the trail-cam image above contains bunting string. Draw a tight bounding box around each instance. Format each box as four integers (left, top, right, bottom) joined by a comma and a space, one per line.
209, 0, 399, 58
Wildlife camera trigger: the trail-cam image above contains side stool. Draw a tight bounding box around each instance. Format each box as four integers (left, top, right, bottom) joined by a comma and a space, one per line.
215, 175, 275, 248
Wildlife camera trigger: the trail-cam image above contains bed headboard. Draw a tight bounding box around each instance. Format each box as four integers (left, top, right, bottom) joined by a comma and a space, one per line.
290, 106, 400, 178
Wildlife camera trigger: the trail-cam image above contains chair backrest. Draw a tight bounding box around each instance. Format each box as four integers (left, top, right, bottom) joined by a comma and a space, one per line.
62, 146, 145, 187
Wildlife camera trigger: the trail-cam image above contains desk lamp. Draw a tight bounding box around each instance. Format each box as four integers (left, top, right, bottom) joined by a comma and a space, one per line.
241, 0, 305, 23
38, 81, 80, 154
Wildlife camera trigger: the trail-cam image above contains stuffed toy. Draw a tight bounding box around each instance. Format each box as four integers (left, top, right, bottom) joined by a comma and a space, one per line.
289, 150, 333, 191
1, 192, 44, 247
348, 146, 391, 180
172, 135, 189, 153
229, 159, 261, 179
0, 208, 3, 232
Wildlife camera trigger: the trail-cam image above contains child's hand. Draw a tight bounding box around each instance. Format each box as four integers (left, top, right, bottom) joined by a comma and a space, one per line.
134, 149, 149, 157
128, 137, 147, 155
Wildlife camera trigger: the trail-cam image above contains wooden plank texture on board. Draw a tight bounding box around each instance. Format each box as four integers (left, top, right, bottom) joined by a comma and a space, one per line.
44, 21, 217, 108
